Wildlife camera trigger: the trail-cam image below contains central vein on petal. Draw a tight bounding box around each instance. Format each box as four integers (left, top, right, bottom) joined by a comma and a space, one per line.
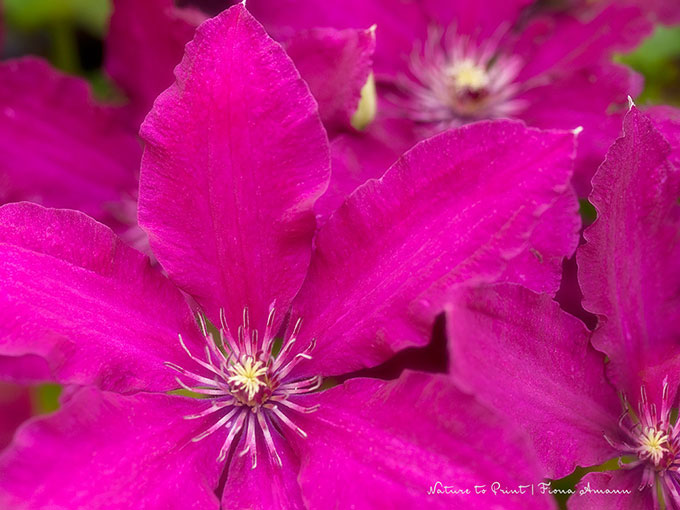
164, 303, 321, 469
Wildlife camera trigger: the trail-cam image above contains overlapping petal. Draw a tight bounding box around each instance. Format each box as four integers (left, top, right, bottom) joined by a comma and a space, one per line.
105, 0, 201, 126
420, 0, 533, 40
292, 121, 578, 377
0, 58, 139, 223
577, 106, 680, 405
293, 371, 555, 509
446, 284, 619, 478
0, 203, 201, 393
0, 388, 223, 510
247, 0, 427, 74
518, 64, 642, 195
139, 5, 331, 333
285, 27, 375, 134
0, 383, 31, 451
514, 4, 653, 80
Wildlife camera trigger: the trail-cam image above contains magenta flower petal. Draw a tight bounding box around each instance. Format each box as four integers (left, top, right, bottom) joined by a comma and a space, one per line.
139, 5, 331, 332
0, 203, 201, 393
105, 0, 201, 126
315, 117, 415, 221
568, 471, 649, 510
578, 106, 680, 405
293, 371, 555, 509
499, 189, 580, 293
0, 388, 223, 510
221, 433, 304, 510
0, 383, 31, 451
285, 27, 375, 135
247, 0, 427, 74
646, 105, 680, 167
519, 64, 642, 195
292, 121, 578, 377
515, 4, 653, 80
420, 0, 532, 40
446, 283, 620, 478
0, 58, 139, 222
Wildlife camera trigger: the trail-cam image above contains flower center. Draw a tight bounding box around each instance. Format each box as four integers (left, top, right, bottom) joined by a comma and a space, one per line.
165, 304, 321, 469
448, 59, 490, 92
637, 427, 670, 466
227, 355, 268, 403
605, 377, 680, 507
391, 25, 525, 129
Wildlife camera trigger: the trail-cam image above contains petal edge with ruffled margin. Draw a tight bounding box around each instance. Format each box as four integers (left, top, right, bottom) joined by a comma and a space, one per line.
139, 4, 331, 334
0, 388, 224, 510
518, 63, 642, 196
292, 371, 556, 509
0, 203, 203, 393
446, 283, 620, 479
0, 58, 139, 224
577, 106, 680, 408
291, 121, 578, 378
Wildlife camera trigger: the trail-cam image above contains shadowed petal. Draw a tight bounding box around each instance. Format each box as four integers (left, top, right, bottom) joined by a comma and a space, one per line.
420, 0, 532, 40
293, 121, 578, 377
0, 203, 202, 393
0, 383, 31, 451
0, 58, 139, 223
294, 372, 556, 509
247, 0, 427, 75
577, 106, 680, 406
139, 5, 331, 333
514, 4, 653, 80
105, 0, 202, 126
285, 27, 375, 135
446, 284, 620, 479
0, 388, 223, 510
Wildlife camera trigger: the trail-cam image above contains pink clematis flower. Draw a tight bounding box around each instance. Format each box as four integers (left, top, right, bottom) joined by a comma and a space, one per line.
247, 0, 652, 195
0, 5, 580, 508
445, 105, 680, 509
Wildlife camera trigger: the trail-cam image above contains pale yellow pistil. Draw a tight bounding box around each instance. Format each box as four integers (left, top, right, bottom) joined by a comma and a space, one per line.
228, 356, 267, 401
637, 427, 670, 465
448, 59, 490, 92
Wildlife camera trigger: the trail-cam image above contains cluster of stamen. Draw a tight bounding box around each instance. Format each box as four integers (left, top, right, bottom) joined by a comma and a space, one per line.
390, 24, 525, 130
605, 378, 680, 507
165, 303, 321, 469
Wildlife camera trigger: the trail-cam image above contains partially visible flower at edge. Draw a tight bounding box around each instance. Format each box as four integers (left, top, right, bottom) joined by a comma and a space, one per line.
445, 105, 680, 509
